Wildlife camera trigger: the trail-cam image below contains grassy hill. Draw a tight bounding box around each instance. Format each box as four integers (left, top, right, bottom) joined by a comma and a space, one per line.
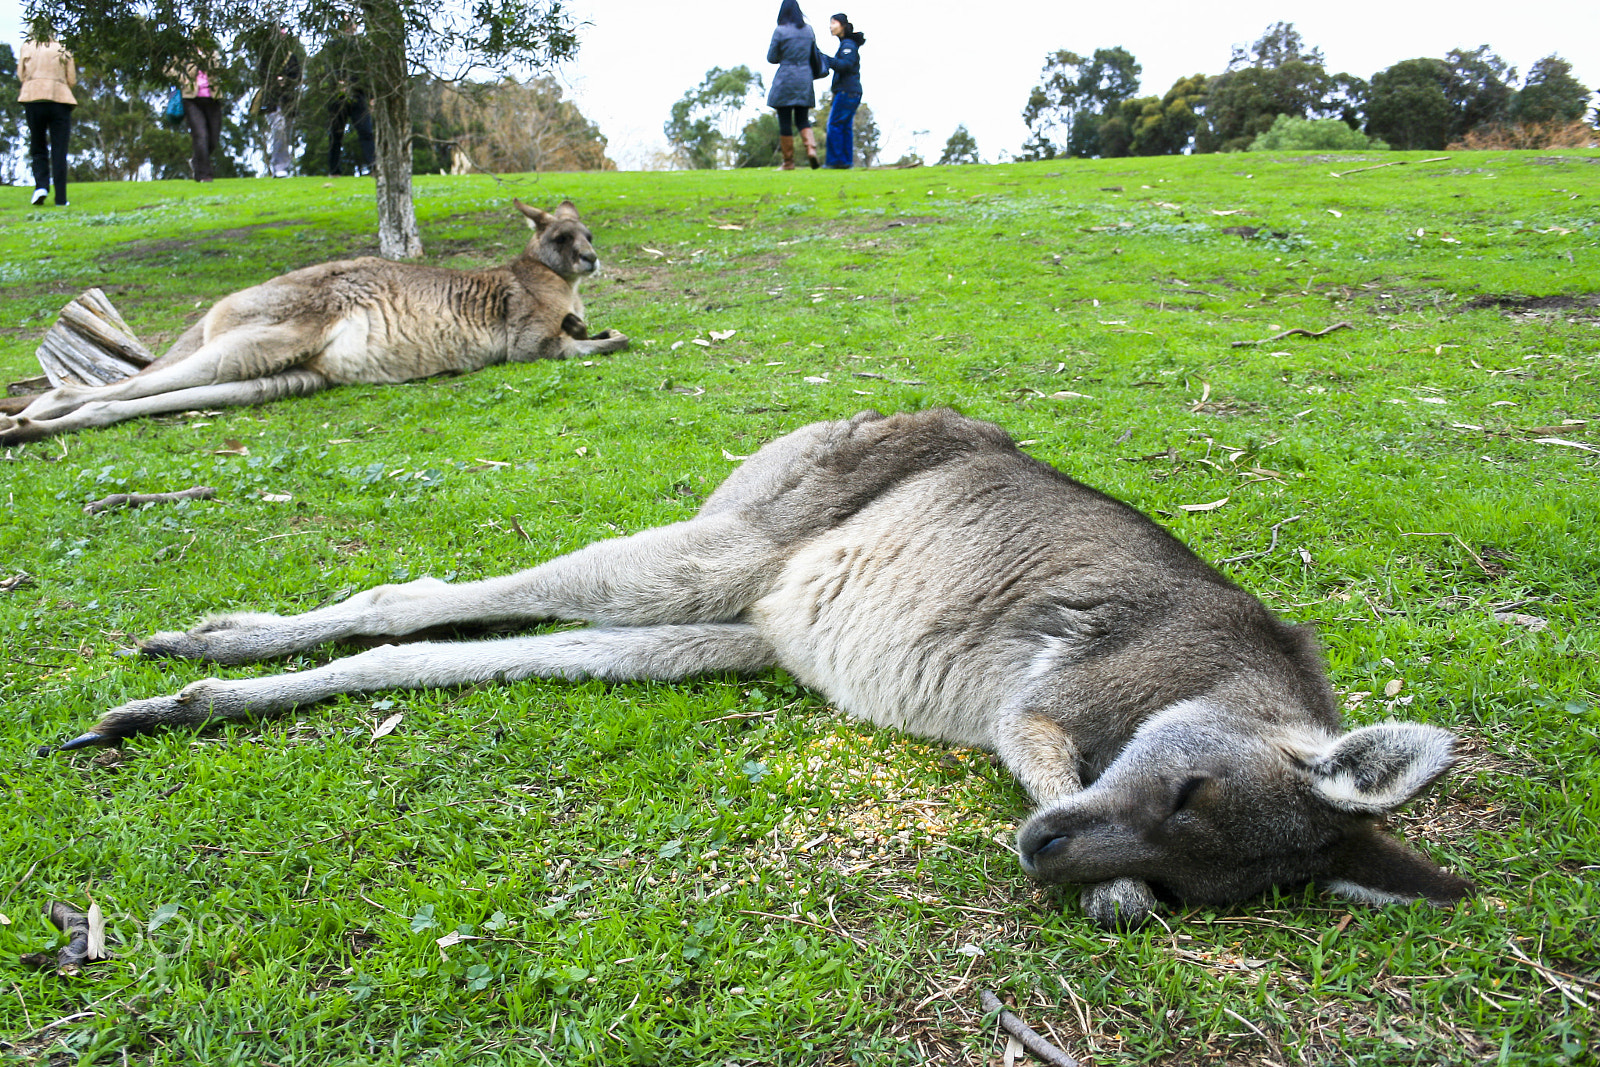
0, 151, 1596, 1065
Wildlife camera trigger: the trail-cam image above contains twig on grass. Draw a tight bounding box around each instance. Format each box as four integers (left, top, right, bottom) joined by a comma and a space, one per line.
737, 908, 868, 947
508, 515, 532, 542
1216, 515, 1303, 565
11, 1011, 99, 1043
1230, 322, 1352, 348
3, 841, 74, 905
1331, 156, 1450, 178
82, 486, 215, 515
1222, 1006, 1275, 1044
1398, 531, 1494, 576
979, 990, 1080, 1067
699, 710, 778, 724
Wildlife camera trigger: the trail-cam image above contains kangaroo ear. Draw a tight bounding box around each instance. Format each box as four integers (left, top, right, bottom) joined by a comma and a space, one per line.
554, 199, 580, 220
514, 199, 553, 229
1322, 826, 1475, 906
1307, 722, 1456, 813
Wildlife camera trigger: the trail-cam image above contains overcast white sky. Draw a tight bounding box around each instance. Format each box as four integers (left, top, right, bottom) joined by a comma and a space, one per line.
6, 0, 1597, 168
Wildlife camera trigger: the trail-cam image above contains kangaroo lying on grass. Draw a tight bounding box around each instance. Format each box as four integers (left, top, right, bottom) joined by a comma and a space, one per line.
53, 409, 1472, 929
0, 201, 627, 445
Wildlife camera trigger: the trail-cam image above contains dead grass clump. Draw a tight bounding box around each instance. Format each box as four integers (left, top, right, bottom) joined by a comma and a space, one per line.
1447, 121, 1599, 150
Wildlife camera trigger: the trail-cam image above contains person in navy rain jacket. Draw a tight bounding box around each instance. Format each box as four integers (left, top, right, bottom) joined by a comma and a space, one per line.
821, 13, 865, 169
766, 0, 822, 169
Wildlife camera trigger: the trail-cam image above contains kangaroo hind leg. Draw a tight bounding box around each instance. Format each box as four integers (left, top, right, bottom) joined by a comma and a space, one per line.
3, 370, 329, 443
141, 510, 785, 665
62, 623, 775, 750
1, 321, 321, 443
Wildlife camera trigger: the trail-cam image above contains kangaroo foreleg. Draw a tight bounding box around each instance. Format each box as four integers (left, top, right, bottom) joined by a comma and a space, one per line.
0, 370, 329, 443
997, 694, 1158, 930
62, 623, 775, 750
141, 511, 784, 665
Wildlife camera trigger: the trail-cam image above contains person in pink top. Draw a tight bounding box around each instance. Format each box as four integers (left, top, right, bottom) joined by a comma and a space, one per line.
179, 52, 224, 181
18, 24, 77, 206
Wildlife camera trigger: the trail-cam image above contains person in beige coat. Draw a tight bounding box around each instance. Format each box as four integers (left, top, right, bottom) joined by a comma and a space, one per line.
18, 31, 77, 206
177, 53, 224, 181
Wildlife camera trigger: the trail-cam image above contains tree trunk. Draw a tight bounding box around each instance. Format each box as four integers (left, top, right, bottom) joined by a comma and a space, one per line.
362, 0, 423, 259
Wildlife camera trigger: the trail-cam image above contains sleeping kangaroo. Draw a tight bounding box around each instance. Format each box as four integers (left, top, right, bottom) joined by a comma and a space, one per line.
53, 409, 1472, 929
0, 200, 627, 444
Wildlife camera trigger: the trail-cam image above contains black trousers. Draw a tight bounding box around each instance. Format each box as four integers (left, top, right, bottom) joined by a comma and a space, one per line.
328, 101, 374, 175
775, 105, 811, 136
183, 97, 223, 181
24, 100, 73, 204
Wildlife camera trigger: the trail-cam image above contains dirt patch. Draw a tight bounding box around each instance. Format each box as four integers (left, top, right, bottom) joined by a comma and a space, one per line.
1462, 292, 1600, 313
876, 215, 947, 230
97, 219, 314, 264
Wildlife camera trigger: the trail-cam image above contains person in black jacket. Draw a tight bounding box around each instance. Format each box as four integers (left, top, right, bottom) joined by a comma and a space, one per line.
766, 0, 821, 170
314, 19, 373, 176
821, 13, 864, 169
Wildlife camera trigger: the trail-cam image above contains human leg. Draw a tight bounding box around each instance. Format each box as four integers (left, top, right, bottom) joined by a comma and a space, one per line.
795, 108, 819, 169
200, 98, 222, 180
183, 99, 213, 181
328, 106, 348, 174
267, 110, 292, 176
47, 103, 73, 203
776, 107, 796, 170
24, 101, 51, 200
353, 106, 374, 172
825, 92, 859, 168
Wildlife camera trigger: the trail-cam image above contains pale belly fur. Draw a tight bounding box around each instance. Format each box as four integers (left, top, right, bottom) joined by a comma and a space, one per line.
307, 305, 506, 383
751, 475, 1037, 752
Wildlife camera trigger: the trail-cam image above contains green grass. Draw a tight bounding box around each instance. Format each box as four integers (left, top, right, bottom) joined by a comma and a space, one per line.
1, 150, 1597, 1065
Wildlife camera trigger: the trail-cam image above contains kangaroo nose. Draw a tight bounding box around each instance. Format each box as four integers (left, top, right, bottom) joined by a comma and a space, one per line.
1017, 827, 1075, 874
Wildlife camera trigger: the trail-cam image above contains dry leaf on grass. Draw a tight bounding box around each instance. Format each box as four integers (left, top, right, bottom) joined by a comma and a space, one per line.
1533, 437, 1600, 454
1049, 390, 1095, 399
1384, 679, 1404, 698
372, 712, 404, 739
709, 329, 738, 341
261, 493, 292, 503
1179, 497, 1229, 512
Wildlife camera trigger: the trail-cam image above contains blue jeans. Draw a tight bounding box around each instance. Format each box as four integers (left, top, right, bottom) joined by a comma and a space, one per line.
825, 92, 860, 168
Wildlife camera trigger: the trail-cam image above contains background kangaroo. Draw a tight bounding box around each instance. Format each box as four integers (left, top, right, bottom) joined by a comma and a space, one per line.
53, 409, 1472, 929
0, 200, 627, 445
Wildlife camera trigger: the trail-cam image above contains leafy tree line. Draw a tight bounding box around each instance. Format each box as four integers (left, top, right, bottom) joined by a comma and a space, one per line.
1019, 22, 1595, 159
29, 0, 590, 258
0, 35, 611, 185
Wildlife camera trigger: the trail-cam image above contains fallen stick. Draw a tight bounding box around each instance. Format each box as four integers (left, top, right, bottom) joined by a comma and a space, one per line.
1217, 515, 1303, 565
979, 990, 1079, 1067
1331, 156, 1450, 178
1231, 322, 1352, 348
83, 486, 216, 515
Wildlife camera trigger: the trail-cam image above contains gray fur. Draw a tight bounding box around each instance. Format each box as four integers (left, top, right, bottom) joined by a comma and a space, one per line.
0, 200, 627, 444
58, 409, 1473, 928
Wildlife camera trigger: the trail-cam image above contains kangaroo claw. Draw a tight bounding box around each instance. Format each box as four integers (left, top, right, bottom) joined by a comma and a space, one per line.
51, 731, 112, 753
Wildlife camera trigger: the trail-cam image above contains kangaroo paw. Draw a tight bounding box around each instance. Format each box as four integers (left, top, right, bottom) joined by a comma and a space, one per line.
140, 612, 288, 664
48, 694, 189, 753
1080, 877, 1156, 931
0, 415, 48, 446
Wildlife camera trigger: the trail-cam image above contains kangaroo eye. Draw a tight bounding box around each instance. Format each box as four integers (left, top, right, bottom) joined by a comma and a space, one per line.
1173, 776, 1209, 811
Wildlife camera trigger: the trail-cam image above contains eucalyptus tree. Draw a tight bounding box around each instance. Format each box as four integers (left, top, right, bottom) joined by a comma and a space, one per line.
31, 0, 580, 258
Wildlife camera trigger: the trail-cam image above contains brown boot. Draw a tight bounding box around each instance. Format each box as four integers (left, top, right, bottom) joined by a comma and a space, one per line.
779, 135, 796, 170
800, 127, 820, 169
